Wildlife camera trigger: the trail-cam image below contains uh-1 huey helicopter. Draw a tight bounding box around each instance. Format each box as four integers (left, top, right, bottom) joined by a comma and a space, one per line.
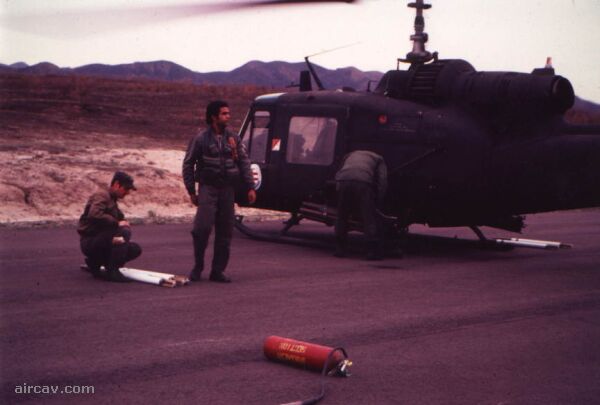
232, 0, 600, 246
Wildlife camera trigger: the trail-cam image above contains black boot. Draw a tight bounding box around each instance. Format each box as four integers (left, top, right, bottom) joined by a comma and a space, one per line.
334, 246, 347, 258
366, 242, 383, 261
189, 267, 202, 282
209, 272, 231, 283
84, 257, 107, 279
107, 268, 130, 282
334, 238, 347, 258
366, 250, 383, 261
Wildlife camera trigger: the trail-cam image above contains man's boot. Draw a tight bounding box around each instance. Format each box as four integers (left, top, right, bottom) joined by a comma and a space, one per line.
84, 257, 99, 274
334, 244, 347, 258
366, 241, 383, 261
334, 236, 348, 258
107, 268, 130, 282
209, 272, 231, 283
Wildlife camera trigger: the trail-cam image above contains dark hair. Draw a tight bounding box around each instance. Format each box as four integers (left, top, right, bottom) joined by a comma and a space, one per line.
111, 171, 136, 190
206, 100, 229, 125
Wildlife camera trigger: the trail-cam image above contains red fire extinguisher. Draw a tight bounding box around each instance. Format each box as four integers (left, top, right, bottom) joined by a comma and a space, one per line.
263, 335, 352, 376
264, 336, 352, 404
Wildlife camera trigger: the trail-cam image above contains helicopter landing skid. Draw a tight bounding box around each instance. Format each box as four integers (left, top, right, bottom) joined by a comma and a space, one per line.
469, 226, 572, 250
469, 226, 488, 242
281, 212, 304, 235
233, 215, 331, 248
493, 237, 572, 250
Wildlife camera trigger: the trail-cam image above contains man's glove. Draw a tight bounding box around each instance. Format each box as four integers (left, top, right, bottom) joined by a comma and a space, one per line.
248, 189, 256, 205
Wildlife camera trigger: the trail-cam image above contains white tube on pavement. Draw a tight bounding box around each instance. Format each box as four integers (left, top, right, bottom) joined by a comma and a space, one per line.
119, 268, 165, 285
120, 267, 176, 279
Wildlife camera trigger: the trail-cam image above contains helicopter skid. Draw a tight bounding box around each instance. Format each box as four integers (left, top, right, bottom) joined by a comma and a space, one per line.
234, 215, 330, 248
493, 238, 572, 250
235, 215, 572, 255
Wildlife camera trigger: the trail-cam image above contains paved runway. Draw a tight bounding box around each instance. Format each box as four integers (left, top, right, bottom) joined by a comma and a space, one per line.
1, 210, 600, 404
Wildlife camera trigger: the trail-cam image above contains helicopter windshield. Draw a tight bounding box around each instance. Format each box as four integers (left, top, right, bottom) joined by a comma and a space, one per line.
287, 116, 338, 165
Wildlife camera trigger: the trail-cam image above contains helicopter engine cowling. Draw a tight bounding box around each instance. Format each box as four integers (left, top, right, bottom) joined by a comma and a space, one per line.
447, 68, 575, 115
377, 59, 575, 116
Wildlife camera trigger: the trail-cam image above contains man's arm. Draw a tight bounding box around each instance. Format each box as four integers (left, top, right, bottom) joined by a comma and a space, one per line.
86, 193, 119, 228
182, 134, 202, 205
235, 134, 256, 204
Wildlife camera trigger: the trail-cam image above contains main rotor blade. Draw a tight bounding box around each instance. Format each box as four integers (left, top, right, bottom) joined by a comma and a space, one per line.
2, 0, 357, 38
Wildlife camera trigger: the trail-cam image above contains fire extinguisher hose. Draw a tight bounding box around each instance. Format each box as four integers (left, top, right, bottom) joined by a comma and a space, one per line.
280, 347, 350, 405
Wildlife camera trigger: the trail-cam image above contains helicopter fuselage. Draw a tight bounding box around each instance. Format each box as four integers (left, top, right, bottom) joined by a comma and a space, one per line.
236, 61, 600, 231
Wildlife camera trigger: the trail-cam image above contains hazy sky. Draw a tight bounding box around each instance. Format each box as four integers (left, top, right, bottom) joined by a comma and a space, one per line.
2, 0, 599, 101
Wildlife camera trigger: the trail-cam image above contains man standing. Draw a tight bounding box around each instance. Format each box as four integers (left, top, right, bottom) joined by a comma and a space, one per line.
78, 171, 142, 281
334, 150, 388, 260
182, 100, 256, 283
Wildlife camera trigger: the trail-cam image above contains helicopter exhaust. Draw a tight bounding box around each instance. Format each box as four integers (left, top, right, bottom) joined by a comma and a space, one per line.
378, 58, 575, 115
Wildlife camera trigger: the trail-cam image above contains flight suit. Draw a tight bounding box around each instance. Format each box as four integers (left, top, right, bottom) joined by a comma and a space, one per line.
78, 188, 142, 281
335, 150, 388, 259
182, 128, 254, 280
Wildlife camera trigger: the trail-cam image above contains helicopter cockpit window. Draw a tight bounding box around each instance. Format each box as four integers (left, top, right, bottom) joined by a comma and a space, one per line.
287, 116, 337, 165
242, 110, 270, 163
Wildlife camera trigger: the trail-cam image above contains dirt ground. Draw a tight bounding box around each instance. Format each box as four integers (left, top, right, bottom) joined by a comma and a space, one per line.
0, 128, 288, 227
1, 129, 187, 225
0, 74, 286, 227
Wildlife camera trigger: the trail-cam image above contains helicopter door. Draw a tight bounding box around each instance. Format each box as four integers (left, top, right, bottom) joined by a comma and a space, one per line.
240, 109, 277, 208
279, 106, 347, 209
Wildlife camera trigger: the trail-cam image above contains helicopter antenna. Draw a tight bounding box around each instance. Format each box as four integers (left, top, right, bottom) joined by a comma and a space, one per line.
304, 43, 360, 91
304, 56, 326, 90
306, 42, 360, 58
399, 0, 435, 65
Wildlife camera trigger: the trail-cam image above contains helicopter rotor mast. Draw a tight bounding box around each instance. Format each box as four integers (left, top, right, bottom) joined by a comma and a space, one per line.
399, 0, 436, 67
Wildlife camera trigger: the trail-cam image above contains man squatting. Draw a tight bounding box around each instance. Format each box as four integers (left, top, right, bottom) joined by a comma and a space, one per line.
182, 100, 256, 283
78, 171, 142, 282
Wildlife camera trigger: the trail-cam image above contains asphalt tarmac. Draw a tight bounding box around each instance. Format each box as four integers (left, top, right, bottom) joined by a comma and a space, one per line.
1, 210, 599, 405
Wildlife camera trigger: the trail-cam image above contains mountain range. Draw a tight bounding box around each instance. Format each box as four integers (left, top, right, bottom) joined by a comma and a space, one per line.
0, 60, 383, 91
2, 59, 599, 116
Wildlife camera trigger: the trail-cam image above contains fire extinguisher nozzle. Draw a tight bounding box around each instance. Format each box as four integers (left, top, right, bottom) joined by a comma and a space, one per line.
336, 359, 353, 377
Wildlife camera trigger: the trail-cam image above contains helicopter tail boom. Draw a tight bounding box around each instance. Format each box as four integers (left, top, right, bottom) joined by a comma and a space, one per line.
489, 133, 600, 215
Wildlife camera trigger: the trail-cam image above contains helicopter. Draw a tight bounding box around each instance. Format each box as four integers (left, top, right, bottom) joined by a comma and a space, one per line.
5, 0, 598, 246
231, 0, 600, 243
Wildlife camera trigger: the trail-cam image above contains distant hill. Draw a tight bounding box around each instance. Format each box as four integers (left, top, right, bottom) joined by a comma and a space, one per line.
565, 97, 600, 125
0, 60, 383, 91
2, 60, 598, 123
572, 96, 600, 112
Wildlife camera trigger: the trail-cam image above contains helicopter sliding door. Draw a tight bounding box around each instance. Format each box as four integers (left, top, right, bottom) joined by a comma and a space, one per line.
277, 105, 348, 211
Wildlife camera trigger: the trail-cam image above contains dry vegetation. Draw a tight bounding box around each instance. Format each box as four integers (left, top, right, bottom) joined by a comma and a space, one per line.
0, 73, 284, 227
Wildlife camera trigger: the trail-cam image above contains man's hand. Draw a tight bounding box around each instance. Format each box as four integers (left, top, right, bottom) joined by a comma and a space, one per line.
118, 220, 130, 227
189, 194, 199, 206
112, 236, 125, 245
247, 189, 257, 205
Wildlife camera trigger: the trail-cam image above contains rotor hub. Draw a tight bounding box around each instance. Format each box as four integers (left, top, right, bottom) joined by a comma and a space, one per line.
400, 0, 435, 65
